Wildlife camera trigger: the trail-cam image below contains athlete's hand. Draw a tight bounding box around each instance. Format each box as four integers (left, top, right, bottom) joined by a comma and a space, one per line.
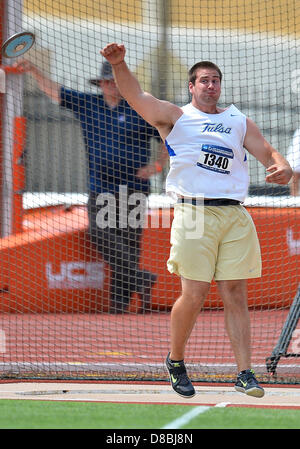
100, 43, 126, 66
265, 164, 293, 185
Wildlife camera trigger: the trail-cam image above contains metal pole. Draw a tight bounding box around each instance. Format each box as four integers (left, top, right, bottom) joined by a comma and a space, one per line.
157, 0, 169, 101
1, 0, 24, 236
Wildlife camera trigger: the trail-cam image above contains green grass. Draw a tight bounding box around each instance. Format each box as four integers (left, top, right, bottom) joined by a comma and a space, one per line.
0, 400, 299, 429
184, 406, 300, 429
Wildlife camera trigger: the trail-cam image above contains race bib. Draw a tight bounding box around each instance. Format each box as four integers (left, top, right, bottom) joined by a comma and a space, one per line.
197, 144, 233, 174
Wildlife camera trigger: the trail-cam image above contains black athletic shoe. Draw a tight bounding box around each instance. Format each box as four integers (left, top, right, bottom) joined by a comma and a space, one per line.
235, 369, 265, 398
165, 352, 196, 398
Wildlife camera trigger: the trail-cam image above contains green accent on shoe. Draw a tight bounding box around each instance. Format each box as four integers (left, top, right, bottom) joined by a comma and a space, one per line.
165, 352, 196, 398
234, 369, 265, 398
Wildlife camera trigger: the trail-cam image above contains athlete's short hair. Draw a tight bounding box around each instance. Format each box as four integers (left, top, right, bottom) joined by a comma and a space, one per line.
188, 61, 223, 85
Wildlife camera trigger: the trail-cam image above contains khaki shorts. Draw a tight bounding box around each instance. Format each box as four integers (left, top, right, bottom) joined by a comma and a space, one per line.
167, 203, 262, 282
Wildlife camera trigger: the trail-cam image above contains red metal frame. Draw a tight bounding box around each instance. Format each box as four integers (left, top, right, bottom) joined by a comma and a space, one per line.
0, 1, 5, 236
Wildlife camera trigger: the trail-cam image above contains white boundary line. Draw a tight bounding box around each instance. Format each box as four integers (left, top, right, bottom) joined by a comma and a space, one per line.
161, 402, 230, 429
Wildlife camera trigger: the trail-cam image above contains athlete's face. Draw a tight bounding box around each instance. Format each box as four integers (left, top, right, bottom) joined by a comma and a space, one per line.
189, 68, 221, 110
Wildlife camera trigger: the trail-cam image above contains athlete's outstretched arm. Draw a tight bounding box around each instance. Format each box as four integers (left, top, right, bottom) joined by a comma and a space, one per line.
100, 43, 181, 138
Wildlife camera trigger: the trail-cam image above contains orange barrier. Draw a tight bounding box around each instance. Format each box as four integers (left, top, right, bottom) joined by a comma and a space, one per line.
0, 204, 299, 312
142, 206, 300, 310
0, 206, 111, 313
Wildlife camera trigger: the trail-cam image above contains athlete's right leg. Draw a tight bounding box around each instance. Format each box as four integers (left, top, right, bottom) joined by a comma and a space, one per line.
166, 277, 210, 397
169, 277, 211, 361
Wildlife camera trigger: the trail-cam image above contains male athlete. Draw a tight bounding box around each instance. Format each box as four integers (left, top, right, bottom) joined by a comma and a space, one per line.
101, 43, 292, 398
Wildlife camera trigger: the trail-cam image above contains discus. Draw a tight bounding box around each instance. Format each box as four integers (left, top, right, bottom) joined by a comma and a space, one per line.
1, 31, 35, 58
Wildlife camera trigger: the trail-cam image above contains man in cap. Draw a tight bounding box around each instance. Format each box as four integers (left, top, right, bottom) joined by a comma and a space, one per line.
14, 59, 167, 313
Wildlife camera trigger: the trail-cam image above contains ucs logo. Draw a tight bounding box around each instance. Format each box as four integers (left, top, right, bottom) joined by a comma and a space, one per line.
45, 262, 105, 289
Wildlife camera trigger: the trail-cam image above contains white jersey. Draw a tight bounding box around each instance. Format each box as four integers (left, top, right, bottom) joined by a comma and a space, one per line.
165, 103, 249, 202
287, 128, 300, 173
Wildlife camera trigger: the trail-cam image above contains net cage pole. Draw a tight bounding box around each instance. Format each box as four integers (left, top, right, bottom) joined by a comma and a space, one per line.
0, 0, 6, 236
0, 0, 24, 237
266, 286, 300, 377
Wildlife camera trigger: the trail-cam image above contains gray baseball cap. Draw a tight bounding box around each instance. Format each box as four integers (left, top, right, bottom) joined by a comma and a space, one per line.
89, 61, 114, 85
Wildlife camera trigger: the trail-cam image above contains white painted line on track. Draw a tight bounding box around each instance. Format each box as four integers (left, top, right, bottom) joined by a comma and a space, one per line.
161, 402, 230, 429
215, 402, 231, 407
